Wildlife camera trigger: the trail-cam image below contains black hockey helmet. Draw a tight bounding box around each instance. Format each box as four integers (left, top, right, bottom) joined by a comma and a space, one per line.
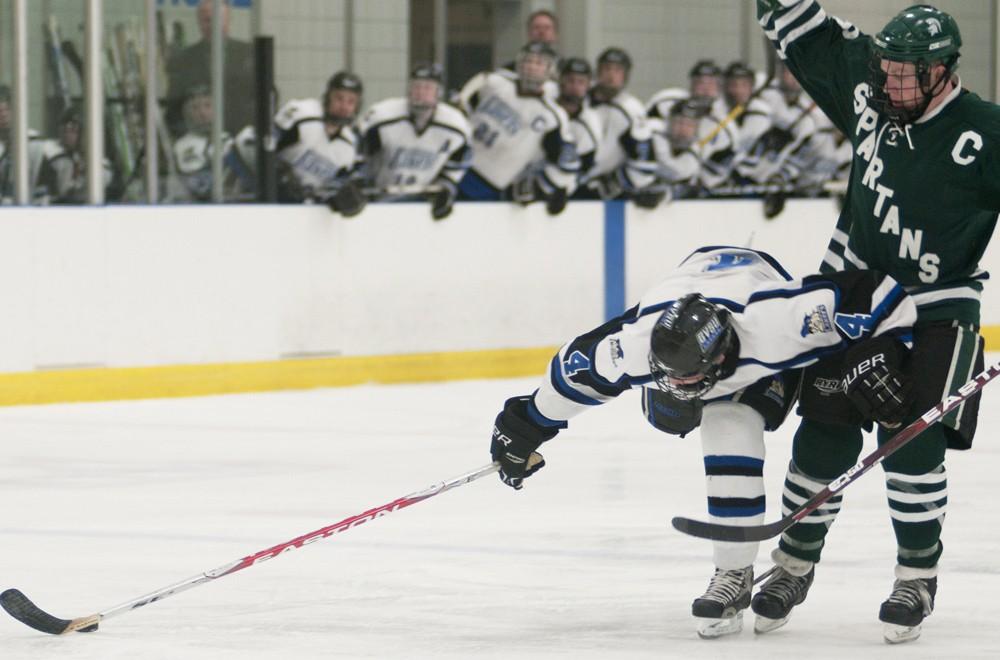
408, 63, 443, 114
410, 62, 444, 84
559, 56, 592, 79
517, 41, 557, 93
325, 71, 363, 125
670, 99, 707, 120
597, 47, 632, 74
648, 294, 738, 400
724, 61, 755, 80
689, 59, 722, 79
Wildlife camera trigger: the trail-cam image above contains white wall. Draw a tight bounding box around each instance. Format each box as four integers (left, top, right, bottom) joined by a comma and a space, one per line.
0, 198, 997, 376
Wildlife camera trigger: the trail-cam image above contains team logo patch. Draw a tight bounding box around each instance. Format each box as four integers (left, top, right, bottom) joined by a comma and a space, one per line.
609, 338, 624, 366
813, 377, 845, 396
764, 376, 786, 405
800, 305, 833, 337
697, 317, 724, 352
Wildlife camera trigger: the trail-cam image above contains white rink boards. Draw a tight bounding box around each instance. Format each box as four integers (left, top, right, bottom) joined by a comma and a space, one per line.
2, 376, 999, 659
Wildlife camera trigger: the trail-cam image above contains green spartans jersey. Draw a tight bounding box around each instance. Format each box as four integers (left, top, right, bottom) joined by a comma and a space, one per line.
758, 0, 1000, 325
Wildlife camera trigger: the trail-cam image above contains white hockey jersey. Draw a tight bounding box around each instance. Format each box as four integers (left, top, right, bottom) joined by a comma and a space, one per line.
527, 246, 916, 426
587, 89, 657, 190
357, 97, 471, 194
736, 87, 834, 186
563, 103, 602, 189
0, 130, 48, 203
36, 140, 112, 204
458, 69, 578, 191
273, 98, 360, 200
168, 130, 234, 202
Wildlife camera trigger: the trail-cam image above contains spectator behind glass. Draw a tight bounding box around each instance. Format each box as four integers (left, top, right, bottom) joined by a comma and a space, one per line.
502, 10, 560, 72
165, 0, 255, 138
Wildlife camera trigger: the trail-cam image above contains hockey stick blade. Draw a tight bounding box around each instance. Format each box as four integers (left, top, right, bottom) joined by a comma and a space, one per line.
671, 516, 789, 543
0, 589, 99, 635
672, 361, 1000, 543
1, 462, 498, 635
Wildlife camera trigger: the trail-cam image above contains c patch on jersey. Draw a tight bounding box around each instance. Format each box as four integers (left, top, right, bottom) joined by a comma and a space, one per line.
834, 312, 875, 339
801, 304, 833, 337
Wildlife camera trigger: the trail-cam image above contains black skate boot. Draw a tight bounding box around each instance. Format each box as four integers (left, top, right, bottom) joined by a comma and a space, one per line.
692, 566, 753, 638
879, 575, 936, 644
751, 549, 815, 633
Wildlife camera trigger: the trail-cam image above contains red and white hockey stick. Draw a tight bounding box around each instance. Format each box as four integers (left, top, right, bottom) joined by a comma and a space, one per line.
673, 362, 1000, 543
1, 462, 500, 635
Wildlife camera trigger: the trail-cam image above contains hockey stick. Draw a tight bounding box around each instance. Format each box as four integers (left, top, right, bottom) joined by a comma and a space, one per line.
673, 362, 1000, 543
1, 462, 500, 635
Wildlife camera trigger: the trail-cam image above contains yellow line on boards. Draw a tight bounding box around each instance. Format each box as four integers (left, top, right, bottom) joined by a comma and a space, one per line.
2, 325, 999, 407
0, 347, 559, 407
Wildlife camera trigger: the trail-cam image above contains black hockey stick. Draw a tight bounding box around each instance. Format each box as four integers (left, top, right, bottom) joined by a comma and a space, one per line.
673, 362, 1000, 543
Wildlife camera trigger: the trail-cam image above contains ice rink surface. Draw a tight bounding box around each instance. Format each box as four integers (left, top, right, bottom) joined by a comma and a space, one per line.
2, 373, 999, 660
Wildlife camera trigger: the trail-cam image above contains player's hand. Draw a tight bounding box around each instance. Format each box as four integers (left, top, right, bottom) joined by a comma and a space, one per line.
633, 186, 666, 209
544, 186, 567, 215
489, 396, 561, 489
328, 180, 367, 218
429, 179, 458, 220
842, 337, 912, 428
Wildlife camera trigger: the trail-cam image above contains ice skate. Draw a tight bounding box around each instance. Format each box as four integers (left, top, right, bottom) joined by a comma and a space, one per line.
751, 549, 814, 633
692, 566, 753, 638
880, 576, 936, 644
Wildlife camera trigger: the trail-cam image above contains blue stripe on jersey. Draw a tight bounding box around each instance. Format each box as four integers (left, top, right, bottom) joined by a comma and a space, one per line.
638, 297, 746, 318
870, 283, 904, 325
549, 355, 603, 406
704, 455, 765, 470
737, 342, 845, 372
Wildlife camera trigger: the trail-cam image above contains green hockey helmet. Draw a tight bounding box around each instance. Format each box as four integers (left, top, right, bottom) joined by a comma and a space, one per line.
873, 5, 961, 63
869, 5, 961, 124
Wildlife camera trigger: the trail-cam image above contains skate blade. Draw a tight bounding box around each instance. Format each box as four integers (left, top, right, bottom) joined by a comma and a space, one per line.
753, 614, 789, 634
696, 611, 744, 639
883, 622, 922, 644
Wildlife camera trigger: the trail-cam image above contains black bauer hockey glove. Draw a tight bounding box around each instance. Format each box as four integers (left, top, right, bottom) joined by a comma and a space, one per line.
842, 336, 912, 428
490, 395, 561, 490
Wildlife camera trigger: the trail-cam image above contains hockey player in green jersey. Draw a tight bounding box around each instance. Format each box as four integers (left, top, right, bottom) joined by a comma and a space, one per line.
754, 1, 1000, 644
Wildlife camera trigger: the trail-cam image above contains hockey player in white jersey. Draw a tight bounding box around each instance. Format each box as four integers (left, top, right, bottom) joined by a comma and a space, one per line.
554, 58, 602, 191
488, 246, 916, 638
720, 62, 773, 159
274, 71, 366, 216
581, 48, 661, 207
168, 84, 233, 202
0, 85, 51, 204
457, 42, 579, 215
646, 60, 737, 193
36, 107, 112, 204
647, 59, 722, 122
357, 63, 471, 220
649, 100, 703, 199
